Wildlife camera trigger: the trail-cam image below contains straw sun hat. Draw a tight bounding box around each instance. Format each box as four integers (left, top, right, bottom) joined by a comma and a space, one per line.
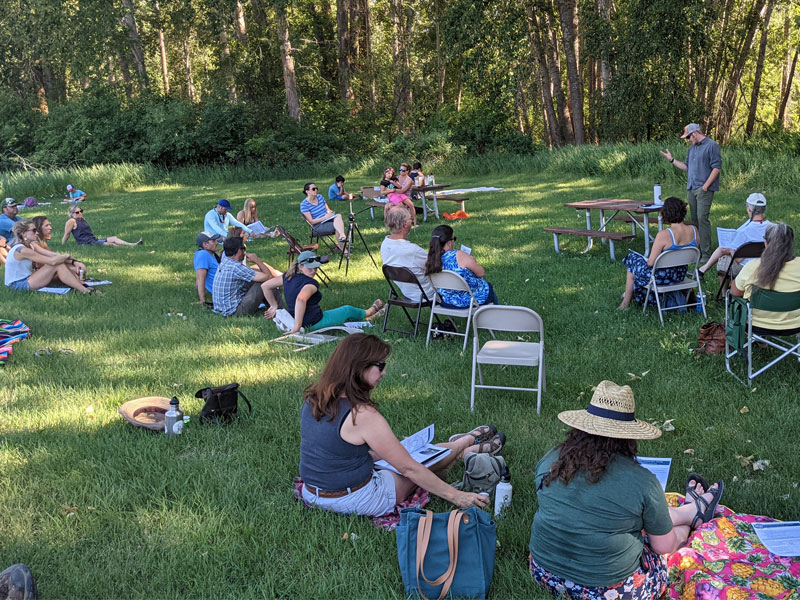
558, 381, 661, 440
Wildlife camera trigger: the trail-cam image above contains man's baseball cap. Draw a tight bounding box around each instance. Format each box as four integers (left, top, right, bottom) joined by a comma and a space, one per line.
196, 231, 222, 247
217, 199, 232, 209
296, 250, 324, 268
681, 123, 701, 138
746, 193, 767, 207
66, 184, 74, 191
2, 198, 18, 208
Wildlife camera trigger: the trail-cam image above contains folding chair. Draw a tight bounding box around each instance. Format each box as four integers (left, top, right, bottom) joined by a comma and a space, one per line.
304, 216, 338, 254
715, 241, 765, 302
381, 265, 434, 340
724, 288, 800, 385
425, 270, 480, 352
274, 226, 330, 287
470, 305, 545, 414
642, 247, 706, 326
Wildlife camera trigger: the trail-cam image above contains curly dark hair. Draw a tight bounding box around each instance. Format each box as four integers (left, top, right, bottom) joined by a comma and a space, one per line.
545, 428, 638, 486
660, 196, 687, 224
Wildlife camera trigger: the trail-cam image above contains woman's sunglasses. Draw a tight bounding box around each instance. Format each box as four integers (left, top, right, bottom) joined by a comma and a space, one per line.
370, 361, 386, 371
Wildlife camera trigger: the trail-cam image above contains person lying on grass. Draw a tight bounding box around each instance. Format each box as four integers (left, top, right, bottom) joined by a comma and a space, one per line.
32, 215, 88, 280
261, 251, 384, 334
62, 205, 142, 247
298, 333, 505, 516
529, 380, 724, 600
4, 220, 99, 294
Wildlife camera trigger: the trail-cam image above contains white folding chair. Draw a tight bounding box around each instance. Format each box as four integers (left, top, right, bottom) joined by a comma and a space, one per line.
470, 305, 545, 414
425, 270, 480, 352
642, 247, 706, 326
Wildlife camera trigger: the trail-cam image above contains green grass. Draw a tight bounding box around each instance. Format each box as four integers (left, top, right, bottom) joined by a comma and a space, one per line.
1, 169, 800, 599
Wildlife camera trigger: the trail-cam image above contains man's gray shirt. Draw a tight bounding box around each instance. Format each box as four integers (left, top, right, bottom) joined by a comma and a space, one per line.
686, 136, 722, 191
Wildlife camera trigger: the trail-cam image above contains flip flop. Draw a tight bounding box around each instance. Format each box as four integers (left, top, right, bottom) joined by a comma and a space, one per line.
474, 432, 506, 455
685, 473, 710, 502
689, 480, 724, 530
34, 348, 52, 357
449, 424, 498, 444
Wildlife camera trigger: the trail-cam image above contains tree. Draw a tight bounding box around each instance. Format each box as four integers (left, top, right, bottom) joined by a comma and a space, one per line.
121, 0, 149, 89
274, 0, 302, 120
745, 0, 775, 136
556, 0, 586, 143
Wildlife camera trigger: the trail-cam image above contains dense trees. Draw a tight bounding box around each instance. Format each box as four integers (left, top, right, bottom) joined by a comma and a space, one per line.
0, 0, 798, 167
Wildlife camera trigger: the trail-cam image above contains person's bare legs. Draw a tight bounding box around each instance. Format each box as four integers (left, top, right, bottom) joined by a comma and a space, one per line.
332, 214, 346, 247
667, 481, 720, 544
619, 271, 635, 309
28, 264, 91, 293
403, 199, 418, 226
699, 247, 728, 275
104, 236, 142, 247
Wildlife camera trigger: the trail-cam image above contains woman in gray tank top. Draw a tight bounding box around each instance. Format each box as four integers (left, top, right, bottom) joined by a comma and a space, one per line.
299, 334, 505, 516
62, 205, 142, 247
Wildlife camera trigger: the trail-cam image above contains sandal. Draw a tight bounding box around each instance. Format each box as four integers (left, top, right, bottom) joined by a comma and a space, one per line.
34, 348, 52, 357
368, 305, 386, 321
368, 299, 384, 314
449, 424, 498, 444
685, 473, 709, 502
475, 433, 506, 456
689, 480, 724, 530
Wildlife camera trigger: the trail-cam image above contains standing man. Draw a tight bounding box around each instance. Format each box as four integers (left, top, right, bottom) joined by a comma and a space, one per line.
660, 123, 722, 262
0, 198, 21, 241
203, 199, 254, 240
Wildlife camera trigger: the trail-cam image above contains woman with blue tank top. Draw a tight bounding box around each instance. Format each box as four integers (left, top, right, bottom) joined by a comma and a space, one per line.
62, 204, 142, 247
297, 334, 506, 516
619, 197, 698, 309
424, 224, 498, 309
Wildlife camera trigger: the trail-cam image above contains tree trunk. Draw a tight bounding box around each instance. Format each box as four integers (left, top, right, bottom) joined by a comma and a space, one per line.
526, 5, 563, 146
121, 0, 148, 88
275, 1, 302, 120
154, 0, 170, 95
251, 0, 268, 28
556, 0, 586, 144
434, 0, 445, 106
390, 0, 412, 126
337, 0, 355, 102
33, 61, 49, 115
777, 11, 793, 127
117, 50, 133, 98
234, 1, 248, 44
745, 0, 774, 136
544, 6, 573, 143
361, 0, 377, 108
308, 1, 337, 91
595, 0, 612, 93
778, 46, 799, 126
219, 13, 237, 101
704, 0, 736, 117
515, 78, 531, 135
184, 37, 196, 102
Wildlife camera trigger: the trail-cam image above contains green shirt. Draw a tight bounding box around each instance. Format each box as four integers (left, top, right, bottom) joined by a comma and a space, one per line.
528, 448, 673, 587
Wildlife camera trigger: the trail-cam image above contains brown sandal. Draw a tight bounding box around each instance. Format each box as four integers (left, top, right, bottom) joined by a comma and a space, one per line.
475, 433, 506, 455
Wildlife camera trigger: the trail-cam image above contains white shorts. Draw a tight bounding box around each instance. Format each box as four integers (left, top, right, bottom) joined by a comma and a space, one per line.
302, 469, 397, 517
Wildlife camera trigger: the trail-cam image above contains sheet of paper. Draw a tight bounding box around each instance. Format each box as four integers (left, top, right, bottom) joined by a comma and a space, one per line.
636, 456, 672, 491
374, 424, 451, 474
248, 220, 269, 235
37, 287, 71, 295
460, 244, 472, 255
753, 522, 800, 556
84, 280, 112, 287
717, 227, 737, 248
640, 204, 663, 210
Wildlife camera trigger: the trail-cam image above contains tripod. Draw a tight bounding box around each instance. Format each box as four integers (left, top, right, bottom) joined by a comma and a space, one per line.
339, 202, 378, 276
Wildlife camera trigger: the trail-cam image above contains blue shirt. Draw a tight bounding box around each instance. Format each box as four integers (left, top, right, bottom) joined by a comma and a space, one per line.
193, 249, 220, 294
437, 250, 490, 307
300, 195, 329, 221
212, 255, 256, 316
203, 208, 252, 238
328, 183, 345, 201
0, 214, 21, 241
686, 136, 722, 191
69, 189, 85, 200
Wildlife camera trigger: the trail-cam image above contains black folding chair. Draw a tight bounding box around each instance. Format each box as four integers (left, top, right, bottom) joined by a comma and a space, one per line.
716, 242, 765, 301
274, 226, 331, 287
305, 217, 337, 254
381, 265, 436, 340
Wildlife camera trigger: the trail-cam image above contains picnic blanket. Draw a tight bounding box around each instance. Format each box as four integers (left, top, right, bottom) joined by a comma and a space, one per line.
1, 319, 31, 366
293, 477, 430, 531
664, 493, 800, 600
437, 187, 503, 196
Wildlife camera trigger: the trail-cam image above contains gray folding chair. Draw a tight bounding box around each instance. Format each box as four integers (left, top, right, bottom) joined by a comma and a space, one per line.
425, 270, 480, 352
470, 305, 545, 414
642, 247, 706, 326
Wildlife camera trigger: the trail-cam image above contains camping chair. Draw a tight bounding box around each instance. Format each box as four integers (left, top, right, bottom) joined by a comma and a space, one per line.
268, 308, 362, 352
715, 242, 765, 302
724, 288, 800, 385
470, 305, 545, 414
304, 215, 338, 254
642, 247, 706, 326
381, 265, 435, 340
274, 226, 330, 287
425, 270, 481, 352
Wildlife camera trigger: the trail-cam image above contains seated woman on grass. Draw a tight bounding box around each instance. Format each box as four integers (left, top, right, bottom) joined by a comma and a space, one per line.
262, 251, 384, 334
529, 380, 723, 600
619, 196, 697, 309
4, 221, 98, 294
425, 224, 498, 308
381, 165, 417, 227
32, 215, 87, 280
298, 333, 504, 516
62, 205, 142, 247
233, 198, 271, 240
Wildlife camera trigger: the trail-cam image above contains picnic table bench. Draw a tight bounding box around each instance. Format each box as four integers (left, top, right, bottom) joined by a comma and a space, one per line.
544, 227, 636, 262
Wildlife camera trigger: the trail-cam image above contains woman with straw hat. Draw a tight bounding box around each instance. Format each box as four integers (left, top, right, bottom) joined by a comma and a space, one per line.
528, 381, 724, 600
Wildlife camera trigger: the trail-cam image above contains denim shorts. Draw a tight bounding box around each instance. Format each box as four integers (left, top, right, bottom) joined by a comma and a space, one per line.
7, 278, 30, 291
301, 469, 397, 517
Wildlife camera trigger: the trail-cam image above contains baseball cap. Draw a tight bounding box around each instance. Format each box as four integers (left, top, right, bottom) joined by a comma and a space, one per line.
217, 199, 232, 209
296, 250, 324, 268
66, 184, 74, 191
2, 198, 19, 208
681, 123, 701, 138
746, 193, 767, 207
196, 231, 223, 247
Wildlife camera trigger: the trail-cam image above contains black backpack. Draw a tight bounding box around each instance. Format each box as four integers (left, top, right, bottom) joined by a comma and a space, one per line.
195, 383, 252, 424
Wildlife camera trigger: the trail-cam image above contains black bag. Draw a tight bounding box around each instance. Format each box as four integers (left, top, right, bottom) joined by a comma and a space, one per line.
195, 383, 252, 424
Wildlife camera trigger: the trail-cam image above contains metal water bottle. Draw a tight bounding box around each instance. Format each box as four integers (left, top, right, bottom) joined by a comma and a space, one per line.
654, 183, 662, 205
493, 468, 512, 517
164, 396, 184, 436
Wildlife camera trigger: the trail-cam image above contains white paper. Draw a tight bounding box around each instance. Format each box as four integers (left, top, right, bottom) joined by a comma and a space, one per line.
375, 424, 451, 474
636, 456, 672, 491
248, 221, 269, 235
84, 280, 112, 287
37, 286, 71, 295
460, 244, 472, 255
753, 522, 800, 556
717, 227, 737, 248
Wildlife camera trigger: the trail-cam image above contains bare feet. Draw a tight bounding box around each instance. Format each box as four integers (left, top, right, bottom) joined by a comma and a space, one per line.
618, 302, 630, 310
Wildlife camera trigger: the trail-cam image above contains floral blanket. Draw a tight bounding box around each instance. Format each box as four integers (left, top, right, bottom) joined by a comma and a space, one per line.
292, 477, 429, 531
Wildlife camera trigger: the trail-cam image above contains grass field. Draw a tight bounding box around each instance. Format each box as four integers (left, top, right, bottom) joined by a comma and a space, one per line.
1, 168, 799, 598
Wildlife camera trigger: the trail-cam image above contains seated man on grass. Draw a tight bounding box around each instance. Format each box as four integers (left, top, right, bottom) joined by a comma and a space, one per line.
698, 193, 771, 287
193, 231, 222, 304
212, 236, 282, 317
0, 198, 21, 242
380, 205, 435, 302
328, 175, 354, 202
204, 199, 253, 240
66, 184, 87, 202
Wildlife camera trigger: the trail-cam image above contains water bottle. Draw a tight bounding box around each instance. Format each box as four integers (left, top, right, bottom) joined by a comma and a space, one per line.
654, 183, 662, 205
696, 291, 706, 314
164, 396, 184, 436
493, 468, 512, 517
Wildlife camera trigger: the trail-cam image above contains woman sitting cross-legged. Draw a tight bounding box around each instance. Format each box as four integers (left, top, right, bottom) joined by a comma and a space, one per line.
4, 220, 98, 294
62, 205, 142, 247
298, 333, 505, 516
529, 380, 724, 600
262, 251, 384, 334
619, 196, 698, 309
425, 224, 498, 308
32, 215, 87, 280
